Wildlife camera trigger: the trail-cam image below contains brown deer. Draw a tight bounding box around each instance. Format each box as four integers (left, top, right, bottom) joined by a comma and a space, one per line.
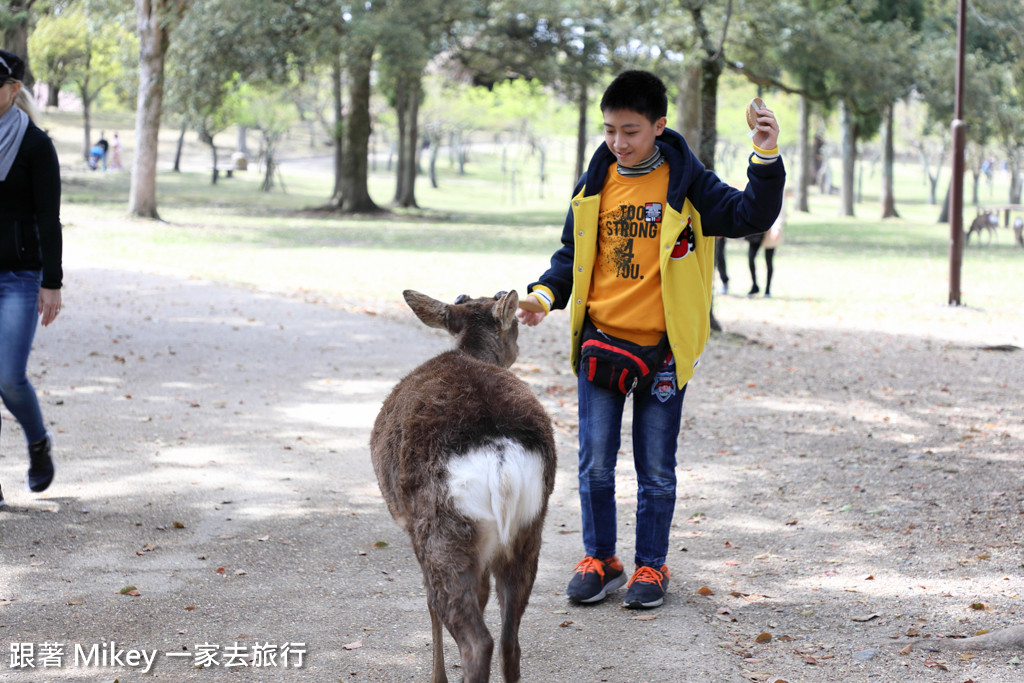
370, 290, 556, 683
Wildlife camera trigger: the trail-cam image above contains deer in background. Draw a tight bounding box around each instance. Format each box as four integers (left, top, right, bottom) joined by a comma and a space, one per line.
371, 289, 556, 683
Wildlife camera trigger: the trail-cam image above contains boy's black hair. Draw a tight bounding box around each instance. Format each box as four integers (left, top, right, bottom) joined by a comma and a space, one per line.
599, 70, 668, 123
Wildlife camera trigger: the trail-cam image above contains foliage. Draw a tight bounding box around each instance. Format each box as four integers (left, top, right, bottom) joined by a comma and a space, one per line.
28, 6, 137, 107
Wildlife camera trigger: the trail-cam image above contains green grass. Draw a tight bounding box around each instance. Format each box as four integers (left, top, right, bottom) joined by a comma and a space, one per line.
46, 107, 1024, 345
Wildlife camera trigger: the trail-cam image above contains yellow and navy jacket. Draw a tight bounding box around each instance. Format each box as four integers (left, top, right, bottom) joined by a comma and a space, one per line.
528, 127, 785, 387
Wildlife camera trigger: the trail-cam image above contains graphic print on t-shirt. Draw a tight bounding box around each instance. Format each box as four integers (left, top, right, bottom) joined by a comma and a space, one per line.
599, 201, 661, 281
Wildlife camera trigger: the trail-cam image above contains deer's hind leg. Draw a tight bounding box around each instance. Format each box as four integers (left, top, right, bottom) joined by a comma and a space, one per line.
418, 534, 494, 683
492, 518, 544, 683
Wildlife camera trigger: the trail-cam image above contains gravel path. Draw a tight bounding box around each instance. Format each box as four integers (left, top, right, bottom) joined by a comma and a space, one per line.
1, 264, 1022, 682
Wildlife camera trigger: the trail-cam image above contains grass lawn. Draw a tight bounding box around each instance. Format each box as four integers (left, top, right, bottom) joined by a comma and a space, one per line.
46, 108, 1024, 347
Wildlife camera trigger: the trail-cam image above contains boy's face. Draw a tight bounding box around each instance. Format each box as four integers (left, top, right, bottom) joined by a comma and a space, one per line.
603, 109, 667, 168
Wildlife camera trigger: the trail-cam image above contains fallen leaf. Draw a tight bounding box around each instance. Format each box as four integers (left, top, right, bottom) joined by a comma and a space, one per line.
899, 644, 913, 655
969, 602, 987, 611
922, 658, 948, 671
234, 569, 247, 576
185, 606, 196, 611
630, 615, 657, 621
698, 586, 714, 596
802, 655, 818, 665
342, 641, 362, 650
173, 521, 185, 529
216, 567, 226, 574
374, 541, 389, 548
559, 621, 574, 627
851, 613, 880, 622
0, 599, 12, 608
755, 633, 772, 644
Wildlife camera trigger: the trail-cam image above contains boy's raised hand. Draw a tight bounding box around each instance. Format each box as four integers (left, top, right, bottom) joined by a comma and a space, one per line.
750, 103, 780, 151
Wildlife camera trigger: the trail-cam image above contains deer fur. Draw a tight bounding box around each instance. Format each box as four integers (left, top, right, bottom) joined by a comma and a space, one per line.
370, 289, 556, 683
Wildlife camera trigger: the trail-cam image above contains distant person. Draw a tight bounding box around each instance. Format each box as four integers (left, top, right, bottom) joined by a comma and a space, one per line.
714, 236, 729, 294
110, 132, 123, 170
96, 131, 109, 171
0, 49, 62, 506
745, 197, 785, 296
87, 142, 104, 170
517, 70, 784, 609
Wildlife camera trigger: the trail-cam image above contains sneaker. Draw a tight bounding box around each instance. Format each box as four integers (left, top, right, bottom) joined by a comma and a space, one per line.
27, 433, 55, 493
622, 564, 670, 609
566, 556, 626, 604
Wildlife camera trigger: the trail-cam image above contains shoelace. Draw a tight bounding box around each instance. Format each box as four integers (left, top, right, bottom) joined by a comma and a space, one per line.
573, 557, 607, 578
628, 565, 665, 587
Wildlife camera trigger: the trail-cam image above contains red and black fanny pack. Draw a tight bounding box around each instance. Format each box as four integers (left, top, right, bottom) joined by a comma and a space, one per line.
580, 320, 670, 395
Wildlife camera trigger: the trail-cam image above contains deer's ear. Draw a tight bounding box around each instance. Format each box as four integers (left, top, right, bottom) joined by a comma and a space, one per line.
404, 290, 451, 330
494, 290, 519, 330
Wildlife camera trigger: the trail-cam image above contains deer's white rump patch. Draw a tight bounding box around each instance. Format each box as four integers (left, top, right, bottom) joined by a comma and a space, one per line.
447, 439, 547, 559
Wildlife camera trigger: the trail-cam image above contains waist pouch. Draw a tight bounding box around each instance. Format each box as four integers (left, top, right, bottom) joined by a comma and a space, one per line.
580, 319, 670, 395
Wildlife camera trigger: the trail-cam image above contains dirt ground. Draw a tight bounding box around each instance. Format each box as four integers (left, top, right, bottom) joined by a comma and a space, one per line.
1, 258, 1022, 683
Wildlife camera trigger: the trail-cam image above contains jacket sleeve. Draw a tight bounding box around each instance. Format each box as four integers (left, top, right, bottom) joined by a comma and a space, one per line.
29, 129, 63, 289
526, 176, 586, 311
690, 154, 786, 239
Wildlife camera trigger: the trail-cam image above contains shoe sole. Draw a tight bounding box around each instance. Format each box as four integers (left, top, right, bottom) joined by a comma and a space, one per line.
623, 596, 664, 609
567, 573, 627, 604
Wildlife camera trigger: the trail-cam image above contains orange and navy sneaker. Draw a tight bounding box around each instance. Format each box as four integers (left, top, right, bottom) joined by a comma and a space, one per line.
566, 555, 626, 604
622, 564, 670, 609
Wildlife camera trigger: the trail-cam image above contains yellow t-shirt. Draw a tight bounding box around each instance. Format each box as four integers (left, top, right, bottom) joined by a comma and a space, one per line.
586, 163, 670, 347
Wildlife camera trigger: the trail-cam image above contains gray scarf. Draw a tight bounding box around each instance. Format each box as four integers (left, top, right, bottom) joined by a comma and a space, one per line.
0, 105, 29, 181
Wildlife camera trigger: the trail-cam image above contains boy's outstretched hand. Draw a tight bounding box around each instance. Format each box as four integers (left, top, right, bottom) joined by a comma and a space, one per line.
750, 102, 780, 151
516, 294, 548, 326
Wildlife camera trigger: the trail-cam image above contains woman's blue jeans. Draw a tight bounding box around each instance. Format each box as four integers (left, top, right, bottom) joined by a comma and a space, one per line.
577, 360, 686, 568
0, 270, 47, 445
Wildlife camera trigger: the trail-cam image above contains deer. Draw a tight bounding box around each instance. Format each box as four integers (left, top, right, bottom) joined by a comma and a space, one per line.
370, 289, 557, 683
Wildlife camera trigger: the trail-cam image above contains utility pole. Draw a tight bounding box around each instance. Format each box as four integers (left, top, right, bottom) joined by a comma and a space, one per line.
948, 0, 967, 305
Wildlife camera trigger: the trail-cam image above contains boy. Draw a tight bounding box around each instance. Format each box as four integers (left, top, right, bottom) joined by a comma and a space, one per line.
517, 70, 784, 609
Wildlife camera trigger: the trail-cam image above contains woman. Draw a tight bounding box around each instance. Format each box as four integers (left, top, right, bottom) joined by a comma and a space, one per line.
0, 50, 62, 506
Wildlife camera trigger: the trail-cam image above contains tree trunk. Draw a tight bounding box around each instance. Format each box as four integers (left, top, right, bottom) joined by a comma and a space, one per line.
329, 56, 345, 206
393, 78, 409, 203
208, 139, 218, 185
839, 100, 856, 217
172, 121, 186, 172
938, 180, 950, 223
676, 65, 701, 150
46, 83, 60, 108
81, 89, 92, 161
880, 102, 898, 218
697, 55, 722, 170
574, 82, 587, 183
129, 0, 172, 219
429, 131, 440, 189
394, 72, 420, 208
336, 41, 379, 213
796, 95, 811, 212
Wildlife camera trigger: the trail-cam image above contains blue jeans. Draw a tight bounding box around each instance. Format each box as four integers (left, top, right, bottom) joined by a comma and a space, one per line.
577, 358, 686, 568
0, 270, 47, 444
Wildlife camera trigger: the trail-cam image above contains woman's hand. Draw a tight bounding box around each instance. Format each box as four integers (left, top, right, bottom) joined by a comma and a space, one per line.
39, 287, 62, 326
